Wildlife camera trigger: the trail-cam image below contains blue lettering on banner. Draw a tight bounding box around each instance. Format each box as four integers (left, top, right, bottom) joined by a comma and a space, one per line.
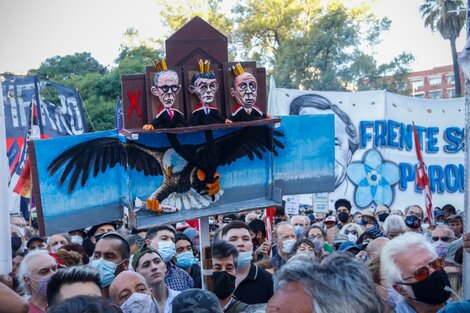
398, 162, 464, 193
443, 127, 464, 153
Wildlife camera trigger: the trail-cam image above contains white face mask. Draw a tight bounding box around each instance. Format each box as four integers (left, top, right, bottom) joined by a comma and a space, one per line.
120, 292, 157, 313
281, 239, 296, 254
50, 243, 63, 252
71, 235, 83, 245
347, 234, 358, 243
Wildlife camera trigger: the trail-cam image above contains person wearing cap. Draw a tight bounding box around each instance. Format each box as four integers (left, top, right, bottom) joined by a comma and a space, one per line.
434, 210, 446, 225
69, 229, 87, 245
445, 215, 463, 239
327, 198, 353, 244
360, 209, 378, 230
323, 215, 337, 229
110, 271, 157, 313
338, 240, 361, 255
332, 234, 349, 250
172, 289, 223, 313
133, 244, 180, 313
27, 236, 47, 251
90, 232, 130, 298
88, 222, 118, 244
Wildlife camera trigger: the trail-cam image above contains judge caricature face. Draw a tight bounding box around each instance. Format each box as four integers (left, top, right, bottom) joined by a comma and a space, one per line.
190, 77, 218, 105
231, 72, 257, 108
151, 71, 180, 109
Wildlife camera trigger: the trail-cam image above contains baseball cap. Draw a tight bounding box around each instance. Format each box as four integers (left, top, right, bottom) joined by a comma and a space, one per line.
26, 236, 46, 249
338, 241, 360, 254
324, 216, 337, 223
445, 214, 462, 223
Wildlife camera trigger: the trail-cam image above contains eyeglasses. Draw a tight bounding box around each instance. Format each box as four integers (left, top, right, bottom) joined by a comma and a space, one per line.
401, 257, 445, 282
158, 85, 179, 93
432, 236, 451, 242
308, 234, 323, 240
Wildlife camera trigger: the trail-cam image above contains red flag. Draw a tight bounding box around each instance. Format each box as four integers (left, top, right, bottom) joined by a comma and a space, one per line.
13, 158, 31, 197
412, 122, 434, 225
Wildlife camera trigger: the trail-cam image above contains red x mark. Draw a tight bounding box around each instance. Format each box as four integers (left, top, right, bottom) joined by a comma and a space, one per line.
127, 91, 142, 117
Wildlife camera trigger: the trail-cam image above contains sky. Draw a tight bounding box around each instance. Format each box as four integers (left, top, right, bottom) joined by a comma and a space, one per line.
0, 0, 467, 74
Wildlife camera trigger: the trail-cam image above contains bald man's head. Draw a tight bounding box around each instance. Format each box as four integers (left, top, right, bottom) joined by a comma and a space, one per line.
267, 282, 313, 313
109, 271, 151, 306
365, 237, 390, 258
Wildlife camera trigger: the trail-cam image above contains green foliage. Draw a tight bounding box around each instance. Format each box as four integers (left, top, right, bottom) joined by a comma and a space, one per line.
419, 0, 465, 96
30, 52, 105, 81
273, 2, 413, 92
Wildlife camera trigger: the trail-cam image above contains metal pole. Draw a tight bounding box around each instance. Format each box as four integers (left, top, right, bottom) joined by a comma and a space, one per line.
463, 0, 470, 300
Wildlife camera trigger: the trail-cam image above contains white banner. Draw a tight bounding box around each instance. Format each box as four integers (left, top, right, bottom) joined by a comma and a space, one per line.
269, 88, 464, 214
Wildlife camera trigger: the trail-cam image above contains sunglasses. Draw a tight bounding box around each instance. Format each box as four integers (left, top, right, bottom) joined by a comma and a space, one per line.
400, 257, 445, 282
432, 236, 450, 242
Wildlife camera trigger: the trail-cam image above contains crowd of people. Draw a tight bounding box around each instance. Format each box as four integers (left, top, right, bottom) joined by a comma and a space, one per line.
3, 200, 470, 313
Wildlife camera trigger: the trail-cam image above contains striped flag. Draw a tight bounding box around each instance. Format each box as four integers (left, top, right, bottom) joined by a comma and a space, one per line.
412, 122, 434, 226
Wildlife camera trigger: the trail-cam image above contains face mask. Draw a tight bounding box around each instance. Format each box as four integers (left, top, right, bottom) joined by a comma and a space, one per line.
91, 258, 118, 287
176, 252, 197, 268
120, 292, 157, 313
294, 226, 304, 237
338, 212, 349, 223
436, 221, 445, 226
385, 286, 400, 308
433, 241, 449, 257
11, 236, 22, 252
71, 235, 83, 245
409, 269, 451, 305
309, 238, 324, 252
405, 215, 421, 229
347, 234, 358, 243
281, 239, 296, 254
378, 213, 389, 222
157, 241, 176, 262
50, 244, 63, 252
30, 275, 52, 298
237, 251, 253, 269
212, 271, 236, 299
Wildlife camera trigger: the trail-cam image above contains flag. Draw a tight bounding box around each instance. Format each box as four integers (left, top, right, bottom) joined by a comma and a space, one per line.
115, 96, 123, 132
12, 97, 41, 198
7, 139, 20, 176
412, 122, 434, 225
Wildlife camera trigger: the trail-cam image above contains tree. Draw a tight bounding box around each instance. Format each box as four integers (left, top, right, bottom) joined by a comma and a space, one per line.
420, 0, 465, 97
272, 2, 413, 92
30, 52, 106, 81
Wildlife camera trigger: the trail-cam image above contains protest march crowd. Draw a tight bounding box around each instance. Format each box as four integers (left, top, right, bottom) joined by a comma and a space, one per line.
2, 200, 470, 313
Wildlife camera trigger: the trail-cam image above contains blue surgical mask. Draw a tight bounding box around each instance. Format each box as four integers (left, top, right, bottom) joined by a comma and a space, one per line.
91, 258, 118, 287
176, 252, 197, 268
294, 226, 304, 237
237, 251, 253, 269
157, 241, 176, 262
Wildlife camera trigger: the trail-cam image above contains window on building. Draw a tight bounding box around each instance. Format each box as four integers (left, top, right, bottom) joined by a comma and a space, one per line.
429, 76, 441, 87
447, 74, 455, 85
447, 88, 456, 98
412, 79, 424, 90
413, 92, 425, 99
429, 90, 442, 99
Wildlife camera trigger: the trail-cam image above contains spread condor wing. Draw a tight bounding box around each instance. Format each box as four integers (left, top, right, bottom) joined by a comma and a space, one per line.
47, 137, 163, 193
193, 126, 285, 166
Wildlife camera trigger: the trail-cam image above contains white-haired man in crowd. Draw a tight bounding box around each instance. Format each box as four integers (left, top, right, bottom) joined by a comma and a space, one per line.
18, 250, 58, 313
381, 232, 451, 313
268, 253, 382, 313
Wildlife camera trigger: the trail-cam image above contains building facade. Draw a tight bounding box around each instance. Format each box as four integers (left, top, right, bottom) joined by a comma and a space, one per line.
407, 64, 465, 99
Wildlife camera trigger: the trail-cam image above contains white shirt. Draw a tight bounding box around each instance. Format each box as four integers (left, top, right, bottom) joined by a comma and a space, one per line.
165, 288, 181, 313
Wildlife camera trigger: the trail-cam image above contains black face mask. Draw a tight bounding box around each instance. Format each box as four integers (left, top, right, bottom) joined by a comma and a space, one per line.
212, 271, 236, 300
338, 212, 349, 223
409, 270, 451, 305
377, 213, 389, 222
11, 236, 23, 252
405, 215, 421, 229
